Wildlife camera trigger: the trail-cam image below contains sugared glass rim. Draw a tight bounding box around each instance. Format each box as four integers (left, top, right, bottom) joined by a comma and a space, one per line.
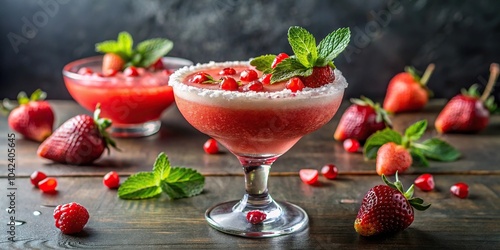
168, 61, 348, 100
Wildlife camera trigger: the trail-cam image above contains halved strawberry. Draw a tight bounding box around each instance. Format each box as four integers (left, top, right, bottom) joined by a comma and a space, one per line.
300, 66, 335, 88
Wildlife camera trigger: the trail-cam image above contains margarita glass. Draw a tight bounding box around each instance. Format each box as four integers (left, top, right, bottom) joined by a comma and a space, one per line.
169, 61, 347, 237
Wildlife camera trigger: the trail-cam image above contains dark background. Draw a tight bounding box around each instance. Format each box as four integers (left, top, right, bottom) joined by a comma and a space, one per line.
1, 0, 499, 102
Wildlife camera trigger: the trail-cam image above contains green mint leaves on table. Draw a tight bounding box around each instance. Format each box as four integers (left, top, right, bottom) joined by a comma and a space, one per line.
118, 153, 205, 200
250, 26, 350, 84
363, 120, 461, 167
95, 31, 173, 68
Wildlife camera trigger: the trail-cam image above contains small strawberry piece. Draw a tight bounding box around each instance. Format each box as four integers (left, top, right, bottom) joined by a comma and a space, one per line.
219, 77, 239, 91
219, 67, 236, 75
190, 72, 213, 84
261, 74, 272, 85
343, 138, 360, 153
242, 80, 264, 92
246, 210, 267, 224
354, 173, 430, 237
299, 169, 319, 185
376, 142, 412, 176
300, 66, 335, 88
271, 53, 289, 68
414, 173, 435, 191
334, 97, 391, 142
102, 53, 125, 73
124, 66, 139, 77
77, 67, 93, 75
203, 138, 219, 154
286, 77, 305, 92
240, 69, 258, 82
103, 69, 118, 77
53, 202, 90, 234
150, 58, 164, 70
37, 105, 117, 165
450, 182, 469, 199
103, 171, 120, 189
38, 177, 57, 193
30, 171, 47, 187
321, 164, 338, 180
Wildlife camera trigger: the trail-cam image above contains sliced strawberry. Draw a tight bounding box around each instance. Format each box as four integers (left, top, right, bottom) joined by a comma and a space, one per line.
300, 66, 335, 88
102, 53, 125, 73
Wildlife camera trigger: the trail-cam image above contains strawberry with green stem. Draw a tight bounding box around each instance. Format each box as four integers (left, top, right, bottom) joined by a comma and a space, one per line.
435, 63, 499, 133
250, 26, 350, 88
364, 120, 460, 176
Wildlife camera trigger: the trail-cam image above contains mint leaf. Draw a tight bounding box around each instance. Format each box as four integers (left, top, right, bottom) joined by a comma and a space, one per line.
271, 57, 312, 83
161, 167, 205, 199
363, 128, 403, 159
136, 38, 173, 67
95, 40, 120, 54
317, 27, 351, 67
152, 152, 171, 180
250, 55, 275, 74
117, 32, 133, 58
404, 120, 427, 141
418, 138, 461, 162
118, 172, 162, 199
410, 148, 429, 167
288, 26, 318, 68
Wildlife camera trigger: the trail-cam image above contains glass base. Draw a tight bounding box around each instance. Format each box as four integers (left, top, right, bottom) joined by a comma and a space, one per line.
205, 198, 308, 238
109, 120, 161, 137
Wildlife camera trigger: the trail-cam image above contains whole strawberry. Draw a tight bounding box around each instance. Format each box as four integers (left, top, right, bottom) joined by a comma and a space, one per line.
53, 202, 89, 234
37, 105, 116, 165
383, 64, 435, 113
435, 63, 499, 133
1, 89, 54, 142
334, 96, 391, 142
300, 65, 335, 88
354, 173, 430, 237
376, 142, 412, 176
102, 53, 125, 75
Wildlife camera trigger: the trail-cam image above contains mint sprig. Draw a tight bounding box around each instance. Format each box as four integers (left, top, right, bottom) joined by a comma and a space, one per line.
250, 26, 350, 84
95, 31, 173, 68
363, 120, 461, 167
118, 153, 204, 200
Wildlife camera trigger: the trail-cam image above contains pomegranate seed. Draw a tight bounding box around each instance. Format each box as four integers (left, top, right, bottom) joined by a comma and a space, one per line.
219, 67, 236, 75
240, 69, 258, 82
299, 169, 319, 185
190, 72, 212, 84
124, 66, 139, 77
286, 77, 305, 92
77, 67, 93, 75
93, 72, 105, 78
38, 178, 57, 193
271, 53, 289, 68
246, 210, 267, 224
30, 171, 47, 187
151, 58, 164, 70
450, 182, 469, 199
414, 173, 435, 191
103, 171, 120, 189
203, 138, 219, 154
343, 138, 360, 153
321, 164, 338, 180
242, 80, 264, 92
261, 74, 272, 85
104, 69, 118, 77
219, 77, 239, 91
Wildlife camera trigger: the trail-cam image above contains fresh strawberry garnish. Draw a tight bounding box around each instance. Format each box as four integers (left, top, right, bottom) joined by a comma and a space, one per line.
334, 97, 391, 142
1, 89, 54, 142
219, 67, 236, 75
435, 63, 499, 133
37, 105, 117, 165
240, 69, 258, 82
376, 142, 412, 176
53, 202, 90, 234
103, 171, 120, 189
219, 77, 239, 91
383, 64, 435, 113
354, 173, 430, 237
286, 77, 305, 92
343, 138, 360, 153
38, 177, 57, 193
450, 182, 469, 199
321, 164, 338, 180
102, 53, 125, 73
30, 171, 47, 187
246, 210, 267, 224
299, 169, 319, 185
414, 173, 435, 191
271, 53, 289, 68
300, 65, 335, 88
203, 138, 219, 154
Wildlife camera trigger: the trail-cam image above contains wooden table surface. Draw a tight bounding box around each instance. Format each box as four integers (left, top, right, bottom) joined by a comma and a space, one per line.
1, 100, 499, 249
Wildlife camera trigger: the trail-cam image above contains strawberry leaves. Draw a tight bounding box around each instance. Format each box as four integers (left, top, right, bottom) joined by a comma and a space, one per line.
382, 173, 431, 211
364, 120, 461, 167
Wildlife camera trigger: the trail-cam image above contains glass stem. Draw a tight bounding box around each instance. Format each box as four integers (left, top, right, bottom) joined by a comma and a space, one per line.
235, 157, 277, 211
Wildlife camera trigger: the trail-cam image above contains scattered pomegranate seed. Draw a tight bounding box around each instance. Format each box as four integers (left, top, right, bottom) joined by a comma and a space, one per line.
450, 182, 469, 199
343, 138, 360, 153
271, 53, 289, 68
246, 210, 267, 224
261, 74, 272, 85
321, 164, 338, 180
103, 171, 120, 189
414, 173, 435, 191
124, 66, 139, 77
219, 67, 236, 75
299, 169, 319, 185
30, 171, 47, 187
77, 67, 93, 75
219, 77, 239, 91
190, 72, 212, 84
242, 80, 264, 92
38, 178, 58, 193
151, 58, 164, 70
203, 138, 219, 154
286, 77, 305, 92
240, 69, 258, 82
